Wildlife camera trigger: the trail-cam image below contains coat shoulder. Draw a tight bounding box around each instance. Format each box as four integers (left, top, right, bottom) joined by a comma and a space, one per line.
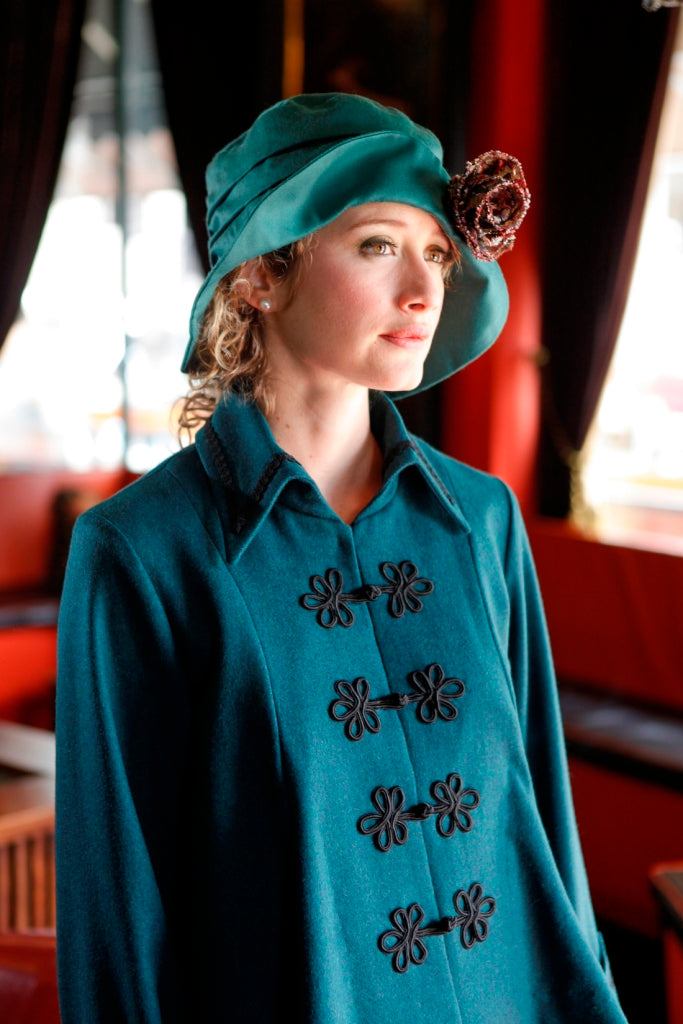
413, 436, 518, 542
73, 444, 219, 554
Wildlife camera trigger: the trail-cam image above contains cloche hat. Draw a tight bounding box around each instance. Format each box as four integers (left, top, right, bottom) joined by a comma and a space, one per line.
182, 92, 530, 395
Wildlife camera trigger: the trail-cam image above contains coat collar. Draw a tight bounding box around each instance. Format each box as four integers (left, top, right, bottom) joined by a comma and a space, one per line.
196, 391, 470, 562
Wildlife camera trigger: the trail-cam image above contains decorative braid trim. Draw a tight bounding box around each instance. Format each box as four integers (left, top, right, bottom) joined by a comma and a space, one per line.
358, 773, 480, 850
379, 884, 497, 973
330, 664, 465, 741
204, 420, 296, 534
301, 562, 434, 629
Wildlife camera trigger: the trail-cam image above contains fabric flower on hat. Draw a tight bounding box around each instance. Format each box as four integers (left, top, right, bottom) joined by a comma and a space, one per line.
449, 151, 531, 262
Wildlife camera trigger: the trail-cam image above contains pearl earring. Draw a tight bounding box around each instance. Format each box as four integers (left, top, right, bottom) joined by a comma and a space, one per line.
260, 299, 271, 311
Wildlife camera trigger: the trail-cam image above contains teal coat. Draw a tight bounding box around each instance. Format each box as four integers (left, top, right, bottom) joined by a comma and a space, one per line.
56, 394, 627, 1023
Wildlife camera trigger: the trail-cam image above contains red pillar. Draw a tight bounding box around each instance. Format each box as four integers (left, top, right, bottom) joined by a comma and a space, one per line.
441, 0, 545, 515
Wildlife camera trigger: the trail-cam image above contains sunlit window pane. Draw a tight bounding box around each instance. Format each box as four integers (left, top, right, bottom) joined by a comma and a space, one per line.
0, 0, 203, 473
582, 19, 683, 548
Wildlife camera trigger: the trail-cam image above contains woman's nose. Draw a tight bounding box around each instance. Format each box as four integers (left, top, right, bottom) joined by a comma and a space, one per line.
397, 257, 444, 313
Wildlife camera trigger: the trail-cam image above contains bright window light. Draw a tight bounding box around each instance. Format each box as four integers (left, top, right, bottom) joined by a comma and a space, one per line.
582, 19, 683, 552
0, 0, 203, 473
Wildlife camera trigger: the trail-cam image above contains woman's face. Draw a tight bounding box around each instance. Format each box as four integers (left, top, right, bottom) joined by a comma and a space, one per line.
260, 202, 453, 396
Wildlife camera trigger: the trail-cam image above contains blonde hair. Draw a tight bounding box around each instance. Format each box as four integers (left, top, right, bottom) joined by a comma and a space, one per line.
177, 237, 315, 438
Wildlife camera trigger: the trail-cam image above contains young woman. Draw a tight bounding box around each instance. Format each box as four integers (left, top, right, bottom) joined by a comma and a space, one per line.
56, 92, 628, 1023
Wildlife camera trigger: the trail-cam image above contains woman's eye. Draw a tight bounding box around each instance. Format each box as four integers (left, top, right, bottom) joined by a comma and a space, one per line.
360, 238, 394, 256
426, 248, 447, 264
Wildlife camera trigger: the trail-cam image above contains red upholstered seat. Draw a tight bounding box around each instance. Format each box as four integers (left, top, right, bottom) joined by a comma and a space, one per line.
0, 931, 59, 1024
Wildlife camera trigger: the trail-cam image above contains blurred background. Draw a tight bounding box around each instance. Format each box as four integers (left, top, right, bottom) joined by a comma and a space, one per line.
0, 2, 682, 1021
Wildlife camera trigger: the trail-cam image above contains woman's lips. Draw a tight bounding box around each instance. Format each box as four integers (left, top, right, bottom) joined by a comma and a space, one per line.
380, 327, 433, 349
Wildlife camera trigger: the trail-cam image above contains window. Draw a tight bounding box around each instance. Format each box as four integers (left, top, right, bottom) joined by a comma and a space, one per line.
0, 0, 203, 473
581, 16, 683, 551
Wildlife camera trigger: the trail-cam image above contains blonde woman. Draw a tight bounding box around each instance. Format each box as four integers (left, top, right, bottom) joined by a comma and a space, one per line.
56, 93, 627, 1023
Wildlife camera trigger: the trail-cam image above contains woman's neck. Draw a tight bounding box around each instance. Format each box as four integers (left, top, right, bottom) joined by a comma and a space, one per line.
263, 379, 383, 524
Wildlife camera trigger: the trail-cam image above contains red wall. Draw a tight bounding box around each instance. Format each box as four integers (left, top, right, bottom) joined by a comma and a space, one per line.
441, 0, 545, 514
529, 518, 683, 713
569, 760, 683, 937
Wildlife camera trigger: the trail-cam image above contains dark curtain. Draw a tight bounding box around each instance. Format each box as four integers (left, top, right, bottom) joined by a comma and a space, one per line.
150, 0, 466, 280
149, 0, 284, 275
0, 0, 88, 352
539, 2, 680, 516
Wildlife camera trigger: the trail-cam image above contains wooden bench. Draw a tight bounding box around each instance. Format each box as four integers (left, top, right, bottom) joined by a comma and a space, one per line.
0, 723, 55, 931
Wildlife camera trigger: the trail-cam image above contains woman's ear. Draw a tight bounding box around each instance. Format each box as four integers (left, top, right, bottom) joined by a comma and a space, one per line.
238, 259, 279, 312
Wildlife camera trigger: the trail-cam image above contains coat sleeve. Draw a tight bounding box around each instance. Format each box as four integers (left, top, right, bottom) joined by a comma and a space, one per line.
499, 487, 614, 977
56, 509, 190, 1024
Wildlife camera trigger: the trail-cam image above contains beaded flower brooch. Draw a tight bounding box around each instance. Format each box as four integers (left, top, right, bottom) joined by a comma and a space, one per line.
449, 151, 531, 261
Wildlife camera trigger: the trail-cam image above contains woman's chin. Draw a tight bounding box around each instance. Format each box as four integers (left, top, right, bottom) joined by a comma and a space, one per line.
380, 363, 425, 395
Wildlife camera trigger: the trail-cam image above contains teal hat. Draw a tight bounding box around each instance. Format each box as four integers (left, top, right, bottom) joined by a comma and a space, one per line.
183, 93, 530, 395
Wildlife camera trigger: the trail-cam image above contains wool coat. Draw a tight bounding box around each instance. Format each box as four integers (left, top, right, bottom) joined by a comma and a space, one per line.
55, 393, 628, 1024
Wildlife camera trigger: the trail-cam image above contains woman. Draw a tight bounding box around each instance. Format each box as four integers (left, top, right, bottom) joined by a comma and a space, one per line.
56, 93, 628, 1023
